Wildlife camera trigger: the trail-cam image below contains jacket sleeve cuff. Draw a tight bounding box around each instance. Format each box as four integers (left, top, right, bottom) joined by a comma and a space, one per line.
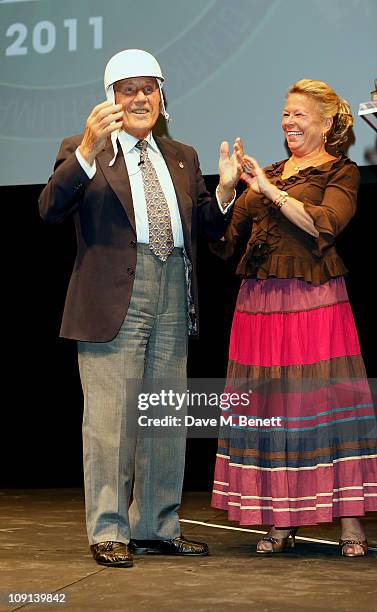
216, 186, 236, 214
75, 147, 96, 178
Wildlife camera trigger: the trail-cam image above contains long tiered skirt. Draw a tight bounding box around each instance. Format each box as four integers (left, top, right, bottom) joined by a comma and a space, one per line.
211, 277, 377, 526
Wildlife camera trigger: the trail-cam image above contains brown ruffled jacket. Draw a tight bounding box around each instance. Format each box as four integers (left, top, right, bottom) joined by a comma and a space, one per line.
212, 154, 360, 285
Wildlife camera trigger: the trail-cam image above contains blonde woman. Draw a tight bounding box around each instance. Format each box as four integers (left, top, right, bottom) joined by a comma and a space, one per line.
212, 80, 377, 557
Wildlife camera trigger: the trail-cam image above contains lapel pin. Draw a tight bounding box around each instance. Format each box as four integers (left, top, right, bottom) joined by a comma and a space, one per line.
179, 161, 184, 168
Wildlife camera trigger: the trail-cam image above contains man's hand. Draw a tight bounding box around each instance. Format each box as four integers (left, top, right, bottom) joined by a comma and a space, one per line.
79, 101, 124, 165
217, 137, 244, 204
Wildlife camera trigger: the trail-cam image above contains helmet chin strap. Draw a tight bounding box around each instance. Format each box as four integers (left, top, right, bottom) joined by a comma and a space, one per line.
158, 81, 170, 122
106, 84, 120, 167
106, 81, 170, 167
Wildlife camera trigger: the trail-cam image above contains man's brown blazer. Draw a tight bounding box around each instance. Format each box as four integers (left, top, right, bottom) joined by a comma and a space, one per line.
39, 134, 230, 341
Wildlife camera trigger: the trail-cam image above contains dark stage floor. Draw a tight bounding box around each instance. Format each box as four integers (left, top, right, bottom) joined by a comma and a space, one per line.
0, 490, 376, 612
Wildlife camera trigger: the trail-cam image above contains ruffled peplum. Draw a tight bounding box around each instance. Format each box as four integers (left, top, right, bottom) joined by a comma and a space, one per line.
232, 155, 357, 285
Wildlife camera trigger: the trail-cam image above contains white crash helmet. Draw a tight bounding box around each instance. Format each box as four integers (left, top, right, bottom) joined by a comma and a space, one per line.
104, 49, 169, 165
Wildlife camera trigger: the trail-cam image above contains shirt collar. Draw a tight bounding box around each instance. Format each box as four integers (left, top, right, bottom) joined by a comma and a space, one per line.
117, 130, 159, 155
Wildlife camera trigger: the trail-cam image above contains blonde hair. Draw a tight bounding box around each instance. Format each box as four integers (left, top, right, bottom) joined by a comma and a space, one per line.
287, 79, 353, 148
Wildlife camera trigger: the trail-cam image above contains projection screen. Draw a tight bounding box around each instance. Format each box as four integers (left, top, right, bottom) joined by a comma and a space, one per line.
0, 0, 376, 186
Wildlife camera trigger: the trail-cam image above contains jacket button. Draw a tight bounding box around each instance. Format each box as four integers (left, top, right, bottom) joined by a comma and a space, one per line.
127, 266, 134, 275
130, 240, 136, 248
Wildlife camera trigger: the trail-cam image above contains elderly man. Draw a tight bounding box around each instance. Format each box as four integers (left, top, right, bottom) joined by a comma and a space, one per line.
39, 49, 243, 567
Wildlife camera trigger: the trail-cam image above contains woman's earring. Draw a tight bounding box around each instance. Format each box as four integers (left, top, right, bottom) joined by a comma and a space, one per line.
322, 131, 328, 144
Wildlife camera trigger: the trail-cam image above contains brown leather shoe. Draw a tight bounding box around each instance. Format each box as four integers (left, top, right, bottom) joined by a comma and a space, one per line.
90, 541, 133, 567
129, 535, 209, 556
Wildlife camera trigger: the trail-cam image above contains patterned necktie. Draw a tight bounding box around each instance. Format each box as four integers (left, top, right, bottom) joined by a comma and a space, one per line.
136, 139, 174, 261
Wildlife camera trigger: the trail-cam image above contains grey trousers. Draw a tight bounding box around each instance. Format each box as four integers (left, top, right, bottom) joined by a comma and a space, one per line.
78, 245, 188, 545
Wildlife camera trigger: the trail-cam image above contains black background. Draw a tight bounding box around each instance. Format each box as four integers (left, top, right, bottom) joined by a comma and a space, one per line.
1, 169, 376, 489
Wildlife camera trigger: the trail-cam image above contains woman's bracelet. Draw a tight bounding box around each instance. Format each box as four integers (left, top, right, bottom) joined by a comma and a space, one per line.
273, 189, 289, 209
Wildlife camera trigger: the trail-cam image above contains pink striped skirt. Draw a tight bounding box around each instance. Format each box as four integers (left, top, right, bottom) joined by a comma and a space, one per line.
211, 277, 377, 526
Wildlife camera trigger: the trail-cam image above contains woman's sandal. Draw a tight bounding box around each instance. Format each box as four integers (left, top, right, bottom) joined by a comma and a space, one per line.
256, 527, 298, 554
339, 538, 368, 557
